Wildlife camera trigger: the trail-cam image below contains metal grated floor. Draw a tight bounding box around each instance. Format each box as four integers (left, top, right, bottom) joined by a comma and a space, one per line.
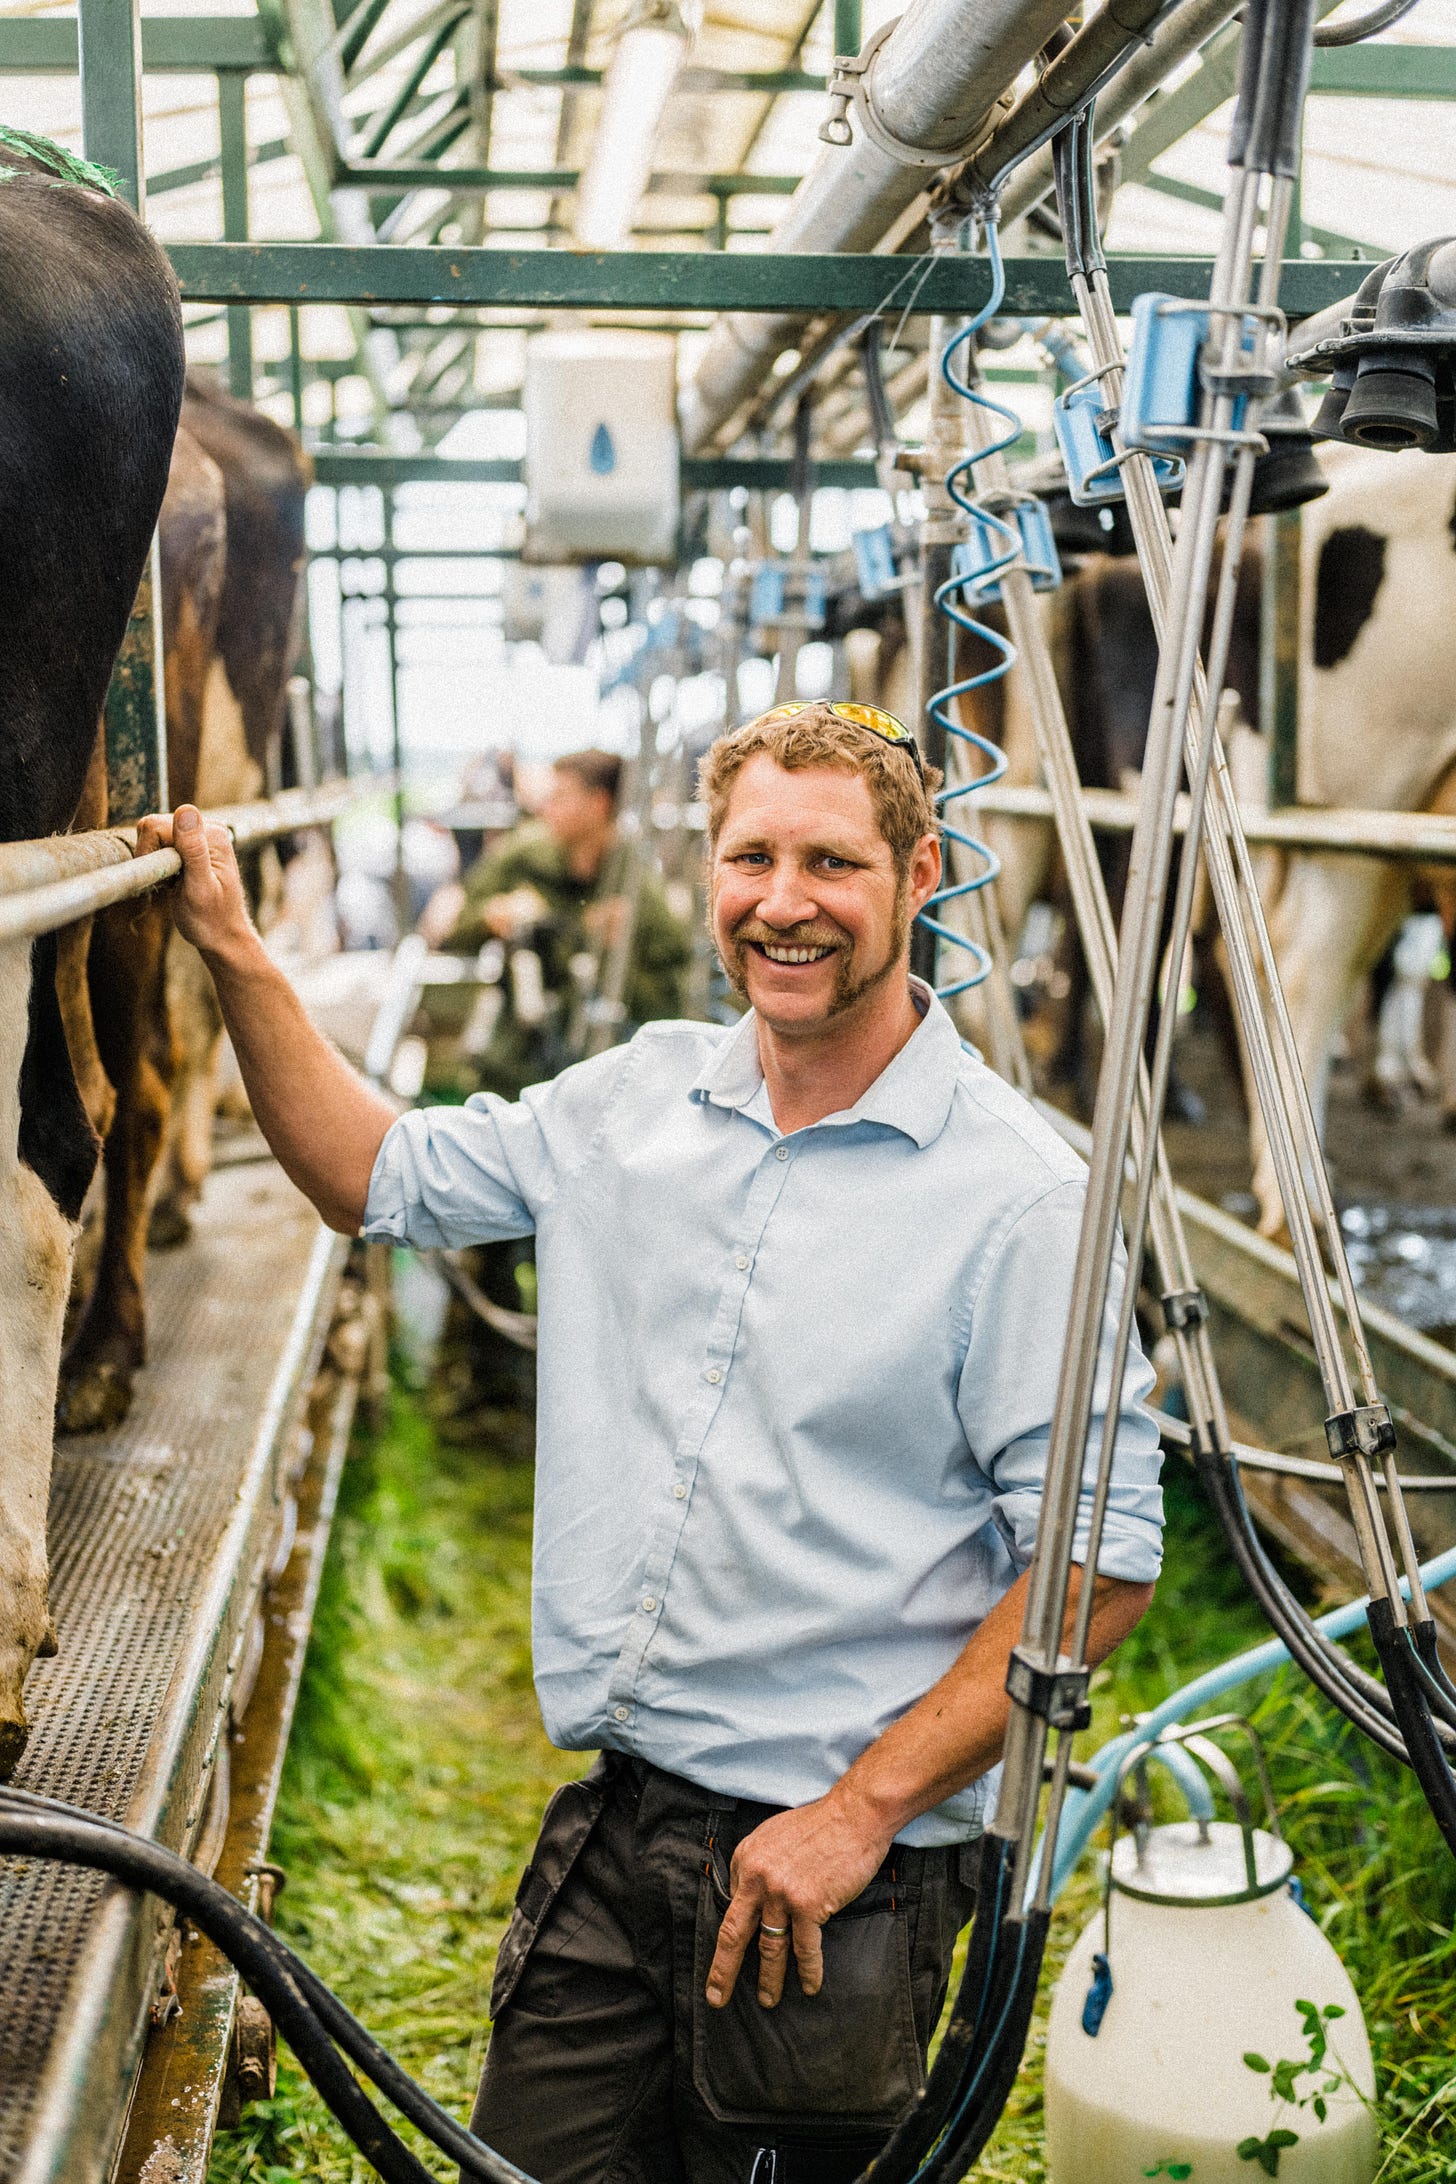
0, 1160, 331, 2182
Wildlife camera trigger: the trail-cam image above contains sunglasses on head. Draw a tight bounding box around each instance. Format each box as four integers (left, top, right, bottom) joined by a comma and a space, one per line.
746, 701, 926, 782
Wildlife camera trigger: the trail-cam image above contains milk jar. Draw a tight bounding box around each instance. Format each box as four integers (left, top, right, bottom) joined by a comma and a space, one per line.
1045, 1787, 1377, 2181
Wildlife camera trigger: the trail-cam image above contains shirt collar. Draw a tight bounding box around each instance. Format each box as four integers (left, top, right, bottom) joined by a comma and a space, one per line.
690, 977, 962, 1149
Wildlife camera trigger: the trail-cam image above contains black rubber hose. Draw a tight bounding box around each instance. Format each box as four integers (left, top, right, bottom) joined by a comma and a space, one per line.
861, 323, 897, 457
863, 1834, 1018, 2184
1233, 0, 1317, 178
1052, 105, 1105, 284
1, 1784, 532, 2178
1408, 1625, 1456, 1733
1208, 1454, 1456, 1756
1192, 1451, 1414, 1763
1367, 1601, 1456, 1857
1414, 1619, 1456, 1702
923, 1909, 1050, 2182
0, 1792, 533, 2184
1314, 0, 1422, 43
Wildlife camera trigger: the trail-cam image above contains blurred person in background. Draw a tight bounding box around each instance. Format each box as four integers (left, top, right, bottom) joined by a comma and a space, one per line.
425, 747, 692, 1439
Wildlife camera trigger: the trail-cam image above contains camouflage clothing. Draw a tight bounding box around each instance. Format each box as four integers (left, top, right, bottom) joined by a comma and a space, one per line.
445, 821, 692, 1098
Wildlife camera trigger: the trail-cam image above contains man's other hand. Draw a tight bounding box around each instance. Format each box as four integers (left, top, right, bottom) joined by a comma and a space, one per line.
704, 1788, 892, 2011
137, 806, 253, 964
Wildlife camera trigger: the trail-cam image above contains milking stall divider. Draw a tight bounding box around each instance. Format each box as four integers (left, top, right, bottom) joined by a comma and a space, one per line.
4, 0, 1456, 2176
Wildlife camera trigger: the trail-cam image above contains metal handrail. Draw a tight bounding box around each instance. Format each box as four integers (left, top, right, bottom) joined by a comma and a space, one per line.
972, 780, 1456, 864
0, 780, 373, 947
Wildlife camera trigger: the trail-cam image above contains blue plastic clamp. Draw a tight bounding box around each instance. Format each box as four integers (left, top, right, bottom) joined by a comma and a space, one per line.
851, 523, 900, 600
1054, 374, 1183, 506
950, 499, 1062, 602
1120, 291, 1251, 454
748, 563, 826, 628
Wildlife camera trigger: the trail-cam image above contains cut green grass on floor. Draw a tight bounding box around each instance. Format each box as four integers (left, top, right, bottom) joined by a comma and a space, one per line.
208, 1380, 1456, 2184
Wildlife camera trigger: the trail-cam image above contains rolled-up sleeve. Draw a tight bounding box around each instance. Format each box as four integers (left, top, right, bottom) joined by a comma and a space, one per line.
956, 1178, 1164, 1583
362, 1041, 631, 1250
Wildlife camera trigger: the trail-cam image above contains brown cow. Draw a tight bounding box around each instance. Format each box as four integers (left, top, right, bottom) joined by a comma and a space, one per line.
57, 376, 311, 1430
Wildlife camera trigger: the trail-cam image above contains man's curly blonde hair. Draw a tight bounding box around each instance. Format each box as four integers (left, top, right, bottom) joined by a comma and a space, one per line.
698, 703, 942, 878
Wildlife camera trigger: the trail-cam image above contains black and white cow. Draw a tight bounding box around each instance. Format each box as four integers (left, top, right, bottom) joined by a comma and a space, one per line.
0, 136, 184, 1768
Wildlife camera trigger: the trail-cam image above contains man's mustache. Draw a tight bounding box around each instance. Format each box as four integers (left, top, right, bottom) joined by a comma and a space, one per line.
730, 920, 846, 951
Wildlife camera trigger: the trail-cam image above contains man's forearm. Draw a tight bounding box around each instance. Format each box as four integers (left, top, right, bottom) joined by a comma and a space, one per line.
704, 1565, 1153, 2009
834, 1566, 1153, 1842
206, 928, 396, 1233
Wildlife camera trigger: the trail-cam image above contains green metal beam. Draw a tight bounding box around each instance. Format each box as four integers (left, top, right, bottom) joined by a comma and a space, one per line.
334, 163, 803, 193
1308, 44, 1456, 97
219, 71, 255, 400
166, 243, 1369, 319
309, 450, 880, 488
149, 132, 292, 197
834, 0, 862, 56
506, 62, 825, 91
78, 0, 144, 209
17, 11, 1456, 97
0, 14, 273, 70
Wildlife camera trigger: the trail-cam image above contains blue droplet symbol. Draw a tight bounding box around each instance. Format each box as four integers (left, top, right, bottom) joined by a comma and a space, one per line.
589, 422, 616, 475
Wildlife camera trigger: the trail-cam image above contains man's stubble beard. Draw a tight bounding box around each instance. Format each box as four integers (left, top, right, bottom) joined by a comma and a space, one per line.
711, 873, 913, 1024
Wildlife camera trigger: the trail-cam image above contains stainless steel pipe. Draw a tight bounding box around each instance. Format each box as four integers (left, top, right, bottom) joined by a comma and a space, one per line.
681, 0, 1075, 453
0, 780, 367, 948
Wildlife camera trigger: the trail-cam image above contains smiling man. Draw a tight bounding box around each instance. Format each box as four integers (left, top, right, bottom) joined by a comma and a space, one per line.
137, 700, 1162, 2184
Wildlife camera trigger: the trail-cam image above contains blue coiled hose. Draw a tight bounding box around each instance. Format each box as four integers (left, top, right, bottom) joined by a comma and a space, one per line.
917, 220, 1019, 1000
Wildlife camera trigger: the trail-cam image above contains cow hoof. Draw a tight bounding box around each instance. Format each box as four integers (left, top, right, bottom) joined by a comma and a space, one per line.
0, 1716, 29, 1781
56, 1359, 134, 1435
147, 1197, 193, 1251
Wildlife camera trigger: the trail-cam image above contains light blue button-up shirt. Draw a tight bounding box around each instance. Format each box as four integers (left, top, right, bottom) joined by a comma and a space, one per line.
363, 982, 1162, 1844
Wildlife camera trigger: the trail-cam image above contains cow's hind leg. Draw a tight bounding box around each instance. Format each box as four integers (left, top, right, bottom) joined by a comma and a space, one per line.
1245, 852, 1408, 1239
149, 931, 223, 1249
57, 898, 175, 1433
0, 940, 90, 1770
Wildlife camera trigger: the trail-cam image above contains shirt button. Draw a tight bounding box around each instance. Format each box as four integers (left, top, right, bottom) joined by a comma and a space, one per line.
613, 1705, 630, 1722
735, 1253, 750, 1270
706, 1367, 722, 1384
673, 1482, 687, 1500
642, 1596, 658, 1613
774, 1145, 789, 1161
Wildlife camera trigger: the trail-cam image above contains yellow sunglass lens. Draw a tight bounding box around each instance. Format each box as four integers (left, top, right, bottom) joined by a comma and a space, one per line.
833, 704, 911, 742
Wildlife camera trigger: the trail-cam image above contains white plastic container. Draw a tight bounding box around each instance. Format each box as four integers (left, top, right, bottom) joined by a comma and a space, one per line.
1045, 1820, 1377, 2183
523, 331, 679, 565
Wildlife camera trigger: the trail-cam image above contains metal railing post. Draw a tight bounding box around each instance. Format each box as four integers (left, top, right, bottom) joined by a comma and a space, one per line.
218, 69, 255, 402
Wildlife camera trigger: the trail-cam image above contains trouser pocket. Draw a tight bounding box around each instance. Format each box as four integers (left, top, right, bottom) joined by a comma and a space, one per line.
490, 1762, 609, 2018
689, 1841, 924, 2137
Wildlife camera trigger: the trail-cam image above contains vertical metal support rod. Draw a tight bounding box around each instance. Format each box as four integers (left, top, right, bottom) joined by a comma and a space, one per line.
288, 304, 305, 434
382, 488, 408, 926
80, 0, 168, 820
834, 0, 863, 55
771, 394, 815, 705
79, 0, 143, 211
1260, 508, 1301, 807
218, 70, 254, 403
911, 307, 960, 988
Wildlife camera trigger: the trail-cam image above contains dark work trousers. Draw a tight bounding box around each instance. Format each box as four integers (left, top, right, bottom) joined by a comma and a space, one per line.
469, 1754, 978, 2184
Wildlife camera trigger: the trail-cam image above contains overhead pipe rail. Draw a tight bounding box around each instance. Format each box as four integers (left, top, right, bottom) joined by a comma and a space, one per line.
972, 781, 1456, 864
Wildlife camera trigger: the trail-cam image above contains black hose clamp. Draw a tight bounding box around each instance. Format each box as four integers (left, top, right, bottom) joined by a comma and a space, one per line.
1324, 1402, 1397, 1462
1161, 1287, 1208, 1333
1006, 1647, 1092, 1731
